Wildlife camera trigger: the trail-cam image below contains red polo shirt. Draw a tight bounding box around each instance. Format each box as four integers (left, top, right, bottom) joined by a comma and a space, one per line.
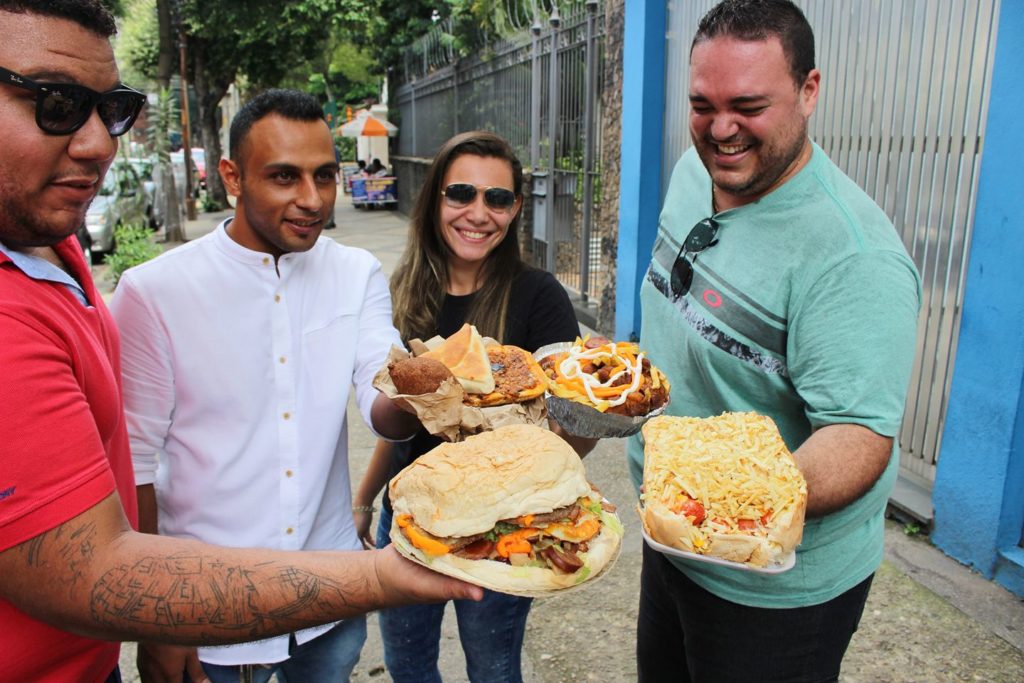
0, 235, 138, 682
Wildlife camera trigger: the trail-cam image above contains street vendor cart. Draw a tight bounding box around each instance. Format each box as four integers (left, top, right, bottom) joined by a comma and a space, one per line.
351, 176, 397, 209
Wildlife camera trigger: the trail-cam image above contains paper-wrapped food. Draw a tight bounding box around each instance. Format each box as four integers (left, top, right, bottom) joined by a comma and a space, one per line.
373, 324, 548, 441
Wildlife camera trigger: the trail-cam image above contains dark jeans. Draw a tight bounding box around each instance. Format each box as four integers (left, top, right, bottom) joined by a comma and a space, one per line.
182, 619, 366, 683
376, 506, 533, 683
637, 542, 873, 683
105, 666, 121, 683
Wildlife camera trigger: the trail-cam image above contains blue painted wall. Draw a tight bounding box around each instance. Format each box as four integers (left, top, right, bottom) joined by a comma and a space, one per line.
931, 0, 1024, 597
614, 0, 666, 341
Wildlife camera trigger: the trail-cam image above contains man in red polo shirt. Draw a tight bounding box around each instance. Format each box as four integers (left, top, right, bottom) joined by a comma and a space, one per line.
0, 3, 481, 682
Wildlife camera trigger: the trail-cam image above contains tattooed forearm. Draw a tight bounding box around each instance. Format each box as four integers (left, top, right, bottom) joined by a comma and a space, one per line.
17, 519, 99, 597
3, 494, 393, 645
89, 554, 367, 644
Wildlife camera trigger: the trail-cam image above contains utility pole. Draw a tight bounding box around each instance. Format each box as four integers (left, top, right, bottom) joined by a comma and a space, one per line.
178, 21, 196, 221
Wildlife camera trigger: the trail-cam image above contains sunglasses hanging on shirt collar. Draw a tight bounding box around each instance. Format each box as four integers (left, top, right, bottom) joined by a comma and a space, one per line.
670, 217, 720, 298
0, 66, 146, 137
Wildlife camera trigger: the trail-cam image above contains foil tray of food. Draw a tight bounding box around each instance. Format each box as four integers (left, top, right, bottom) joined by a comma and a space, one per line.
534, 339, 670, 439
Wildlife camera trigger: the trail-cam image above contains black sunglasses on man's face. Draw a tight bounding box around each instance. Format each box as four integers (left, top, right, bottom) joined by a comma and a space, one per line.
670, 217, 721, 298
0, 66, 146, 137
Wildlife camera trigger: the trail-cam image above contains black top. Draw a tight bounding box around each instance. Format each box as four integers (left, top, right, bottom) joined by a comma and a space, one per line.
384, 267, 580, 512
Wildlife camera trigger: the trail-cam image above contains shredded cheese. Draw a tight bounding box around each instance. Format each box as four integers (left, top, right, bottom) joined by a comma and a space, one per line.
642, 412, 806, 549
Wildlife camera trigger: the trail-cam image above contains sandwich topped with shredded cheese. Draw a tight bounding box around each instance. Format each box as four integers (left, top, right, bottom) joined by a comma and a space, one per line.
640, 412, 807, 568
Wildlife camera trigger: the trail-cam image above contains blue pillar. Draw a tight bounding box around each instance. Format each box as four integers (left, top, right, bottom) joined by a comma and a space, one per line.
615, 0, 666, 341
931, 1, 1024, 597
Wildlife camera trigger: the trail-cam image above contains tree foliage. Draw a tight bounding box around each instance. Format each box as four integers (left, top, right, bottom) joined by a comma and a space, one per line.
115, 0, 159, 89
99, 0, 127, 17
364, 0, 446, 73
365, 0, 559, 75
176, 0, 359, 207
115, 0, 553, 210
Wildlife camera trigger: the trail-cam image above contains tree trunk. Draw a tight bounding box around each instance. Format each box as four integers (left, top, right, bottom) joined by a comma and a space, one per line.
155, 0, 175, 89
190, 41, 230, 210
154, 0, 184, 238
161, 163, 185, 243
199, 103, 226, 208
322, 71, 335, 102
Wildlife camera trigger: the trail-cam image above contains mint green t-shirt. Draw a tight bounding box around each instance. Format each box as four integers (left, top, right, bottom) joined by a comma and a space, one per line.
628, 144, 921, 608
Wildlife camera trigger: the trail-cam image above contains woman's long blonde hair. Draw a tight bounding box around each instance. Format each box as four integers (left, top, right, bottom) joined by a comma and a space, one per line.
391, 131, 525, 344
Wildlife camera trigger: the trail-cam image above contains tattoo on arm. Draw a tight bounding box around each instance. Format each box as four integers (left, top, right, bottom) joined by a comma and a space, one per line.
18, 515, 376, 641
90, 555, 366, 640
21, 520, 99, 598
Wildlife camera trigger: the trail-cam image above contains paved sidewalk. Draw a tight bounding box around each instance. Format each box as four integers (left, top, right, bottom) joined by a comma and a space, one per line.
112, 199, 1024, 682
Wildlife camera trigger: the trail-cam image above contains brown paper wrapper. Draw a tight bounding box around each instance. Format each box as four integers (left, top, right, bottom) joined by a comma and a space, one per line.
372, 339, 548, 442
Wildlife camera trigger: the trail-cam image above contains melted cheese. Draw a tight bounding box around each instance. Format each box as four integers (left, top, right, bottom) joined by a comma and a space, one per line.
558, 342, 643, 407
552, 340, 645, 410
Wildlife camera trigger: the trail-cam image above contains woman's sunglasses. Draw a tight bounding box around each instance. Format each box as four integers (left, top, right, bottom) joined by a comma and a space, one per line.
670, 217, 721, 298
1, 66, 146, 137
441, 183, 518, 212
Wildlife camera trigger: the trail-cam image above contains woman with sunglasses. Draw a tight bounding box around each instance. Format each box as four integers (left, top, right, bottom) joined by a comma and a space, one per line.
354, 130, 591, 682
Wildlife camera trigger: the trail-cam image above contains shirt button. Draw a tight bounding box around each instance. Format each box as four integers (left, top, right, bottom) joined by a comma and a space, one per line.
279, 356, 287, 364
274, 294, 281, 303
283, 412, 291, 420
285, 469, 293, 477
286, 527, 294, 535
262, 256, 270, 265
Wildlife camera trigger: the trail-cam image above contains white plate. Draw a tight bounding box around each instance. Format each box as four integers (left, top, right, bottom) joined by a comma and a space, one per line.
641, 526, 796, 574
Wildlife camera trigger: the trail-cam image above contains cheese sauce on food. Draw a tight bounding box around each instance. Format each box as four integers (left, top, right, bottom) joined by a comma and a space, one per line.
544, 338, 669, 414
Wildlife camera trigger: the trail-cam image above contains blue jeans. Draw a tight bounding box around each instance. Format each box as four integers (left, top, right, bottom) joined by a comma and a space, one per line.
376, 506, 533, 683
193, 617, 367, 683
637, 541, 873, 682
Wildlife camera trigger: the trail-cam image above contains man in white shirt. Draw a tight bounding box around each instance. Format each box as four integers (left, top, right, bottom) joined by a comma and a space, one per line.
110, 89, 409, 682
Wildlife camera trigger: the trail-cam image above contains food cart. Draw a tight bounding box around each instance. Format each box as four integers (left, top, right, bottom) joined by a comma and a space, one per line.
338, 109, 398, 207
350, 176, 398, 209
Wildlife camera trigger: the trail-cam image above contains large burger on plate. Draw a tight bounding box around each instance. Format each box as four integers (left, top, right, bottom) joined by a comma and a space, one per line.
388, 424, 623, 595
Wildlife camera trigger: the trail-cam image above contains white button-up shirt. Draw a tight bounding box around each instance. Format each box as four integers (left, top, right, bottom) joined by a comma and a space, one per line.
109, 221, 402, 665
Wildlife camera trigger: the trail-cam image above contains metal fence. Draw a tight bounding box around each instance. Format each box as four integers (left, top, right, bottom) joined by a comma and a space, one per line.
663, 0, 1001, 520
393, 2, 608, 312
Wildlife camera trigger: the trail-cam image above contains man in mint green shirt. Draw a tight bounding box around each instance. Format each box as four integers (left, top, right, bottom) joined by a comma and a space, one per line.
630, 2, 920, 681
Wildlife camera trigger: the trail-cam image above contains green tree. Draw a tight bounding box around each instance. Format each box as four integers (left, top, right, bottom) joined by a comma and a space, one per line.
114, 0, 159, 90
99, 0, 127, 17
148, 88, 185, 242
365, 0, 446, 73
294, 39, 381, 107
364, 0, 553, 75
123, 0, 360, 209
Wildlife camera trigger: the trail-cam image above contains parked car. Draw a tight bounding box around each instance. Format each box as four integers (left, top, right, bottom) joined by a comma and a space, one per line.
169, 148, 204, 198
121, 157, 160, 228
83, 163, 148, 256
